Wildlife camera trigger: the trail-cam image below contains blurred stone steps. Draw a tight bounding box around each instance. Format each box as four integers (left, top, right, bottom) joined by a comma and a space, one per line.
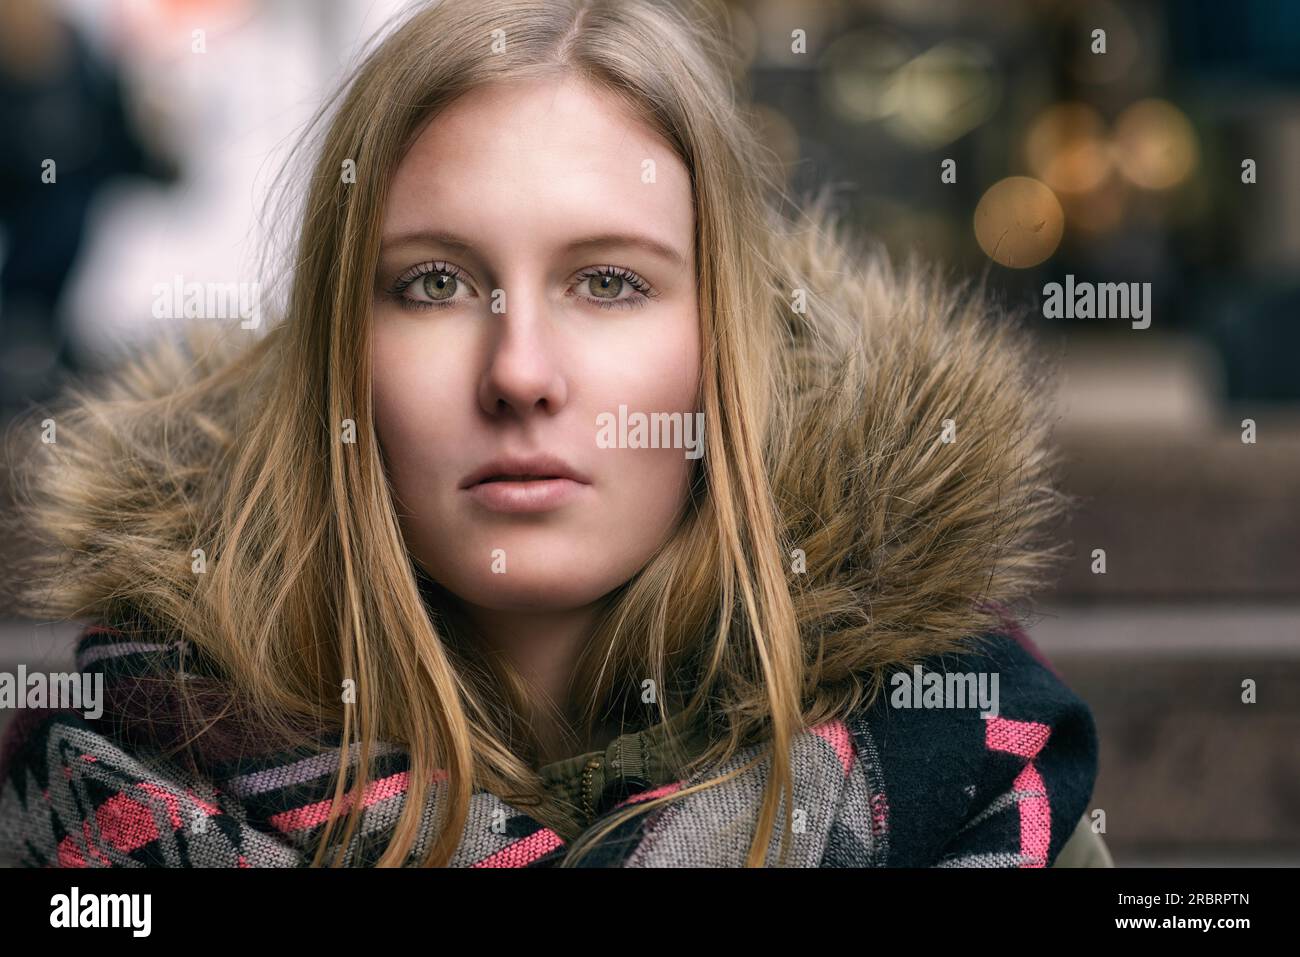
1049, 334, 1300, 600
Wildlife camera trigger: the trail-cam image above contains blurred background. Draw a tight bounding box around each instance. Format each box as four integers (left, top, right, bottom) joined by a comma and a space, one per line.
0, 0, 1297, 865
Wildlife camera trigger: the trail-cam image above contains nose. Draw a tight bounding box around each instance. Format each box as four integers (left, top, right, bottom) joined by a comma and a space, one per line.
476, 289, 568, 419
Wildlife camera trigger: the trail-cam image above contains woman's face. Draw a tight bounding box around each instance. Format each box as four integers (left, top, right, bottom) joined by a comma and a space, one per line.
371, 76, 701, 614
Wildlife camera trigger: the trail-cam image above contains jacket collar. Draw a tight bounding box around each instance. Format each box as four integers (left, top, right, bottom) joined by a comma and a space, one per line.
535, 709, 713, 840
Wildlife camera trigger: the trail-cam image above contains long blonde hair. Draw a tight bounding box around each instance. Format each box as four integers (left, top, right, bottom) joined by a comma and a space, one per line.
6, 0, 1067, 867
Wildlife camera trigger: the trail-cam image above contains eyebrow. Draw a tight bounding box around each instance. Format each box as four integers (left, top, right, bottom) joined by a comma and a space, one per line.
378, 229, 689, 269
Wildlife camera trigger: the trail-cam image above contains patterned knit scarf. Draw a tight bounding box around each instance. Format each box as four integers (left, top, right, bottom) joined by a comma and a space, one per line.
0, 623, 1098, 867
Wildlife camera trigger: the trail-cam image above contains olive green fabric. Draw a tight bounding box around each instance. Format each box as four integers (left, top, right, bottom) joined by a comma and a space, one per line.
534, 711, 714, 842
1052, 815, 1115, 867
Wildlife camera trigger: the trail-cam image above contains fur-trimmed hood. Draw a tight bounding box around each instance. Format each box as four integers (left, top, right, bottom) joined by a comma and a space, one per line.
7, 199, 1069, 686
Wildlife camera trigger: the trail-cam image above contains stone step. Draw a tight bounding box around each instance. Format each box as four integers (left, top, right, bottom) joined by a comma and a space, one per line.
1047, 336, 1300, 599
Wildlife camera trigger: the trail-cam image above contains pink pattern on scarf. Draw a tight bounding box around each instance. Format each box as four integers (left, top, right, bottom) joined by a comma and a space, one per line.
809, 720, 855, 776
984, 716, 1052, 867
268, 768, 444, 834
472, 827, 565, 867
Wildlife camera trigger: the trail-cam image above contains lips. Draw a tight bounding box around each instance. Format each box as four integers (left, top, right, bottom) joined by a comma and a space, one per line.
458, 453, 591, 490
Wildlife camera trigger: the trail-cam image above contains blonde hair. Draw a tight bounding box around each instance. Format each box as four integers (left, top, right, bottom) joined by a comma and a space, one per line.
5, 0, 1065, 867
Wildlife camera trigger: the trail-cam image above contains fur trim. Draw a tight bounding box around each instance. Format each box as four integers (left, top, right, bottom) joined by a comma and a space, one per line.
770, 205, 1070, 687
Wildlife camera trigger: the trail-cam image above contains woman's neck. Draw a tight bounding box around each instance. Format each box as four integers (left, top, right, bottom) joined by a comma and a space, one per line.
458, 600, 611, 764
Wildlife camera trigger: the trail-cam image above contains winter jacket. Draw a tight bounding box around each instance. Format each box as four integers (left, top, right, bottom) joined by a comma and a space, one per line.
0, 222, 1101, 867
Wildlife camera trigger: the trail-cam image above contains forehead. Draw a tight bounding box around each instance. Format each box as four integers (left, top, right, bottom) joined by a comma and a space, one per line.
382, 76, 694, 259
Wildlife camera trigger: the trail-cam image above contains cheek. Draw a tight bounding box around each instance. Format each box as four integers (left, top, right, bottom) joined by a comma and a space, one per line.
589, 315, 702, 541
592, 306, 701, 417
370, 322, 464, 498
371, 330, 419, 480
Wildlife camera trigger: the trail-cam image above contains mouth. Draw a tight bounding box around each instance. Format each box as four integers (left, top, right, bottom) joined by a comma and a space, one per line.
458, 454, 591, 490
477, 474, 567, 483
463, 476, 590, 513
459, 454, 592, 513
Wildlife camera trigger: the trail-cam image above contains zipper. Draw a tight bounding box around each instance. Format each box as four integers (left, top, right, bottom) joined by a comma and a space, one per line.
577, 731, 649, 827
579, 756, 603, 824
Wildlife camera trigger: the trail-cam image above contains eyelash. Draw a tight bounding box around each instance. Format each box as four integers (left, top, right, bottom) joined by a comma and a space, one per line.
382, 262, 659, 312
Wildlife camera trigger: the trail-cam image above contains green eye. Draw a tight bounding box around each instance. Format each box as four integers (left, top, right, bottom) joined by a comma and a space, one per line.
574, 266, 656, 310
422, 273, 458, 301
384, 261, 470, 311
587, 274, 624, 299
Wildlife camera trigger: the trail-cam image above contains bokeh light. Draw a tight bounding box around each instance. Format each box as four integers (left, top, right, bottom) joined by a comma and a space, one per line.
820, 29, 913, 123
1025, 102, 1112, 195
973, 176, 1065, 268
1112, 98, 1199, 190
882, 41, 1001, 147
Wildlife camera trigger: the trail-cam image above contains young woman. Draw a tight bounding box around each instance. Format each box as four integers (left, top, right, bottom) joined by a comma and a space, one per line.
0, 0, 1100, 867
